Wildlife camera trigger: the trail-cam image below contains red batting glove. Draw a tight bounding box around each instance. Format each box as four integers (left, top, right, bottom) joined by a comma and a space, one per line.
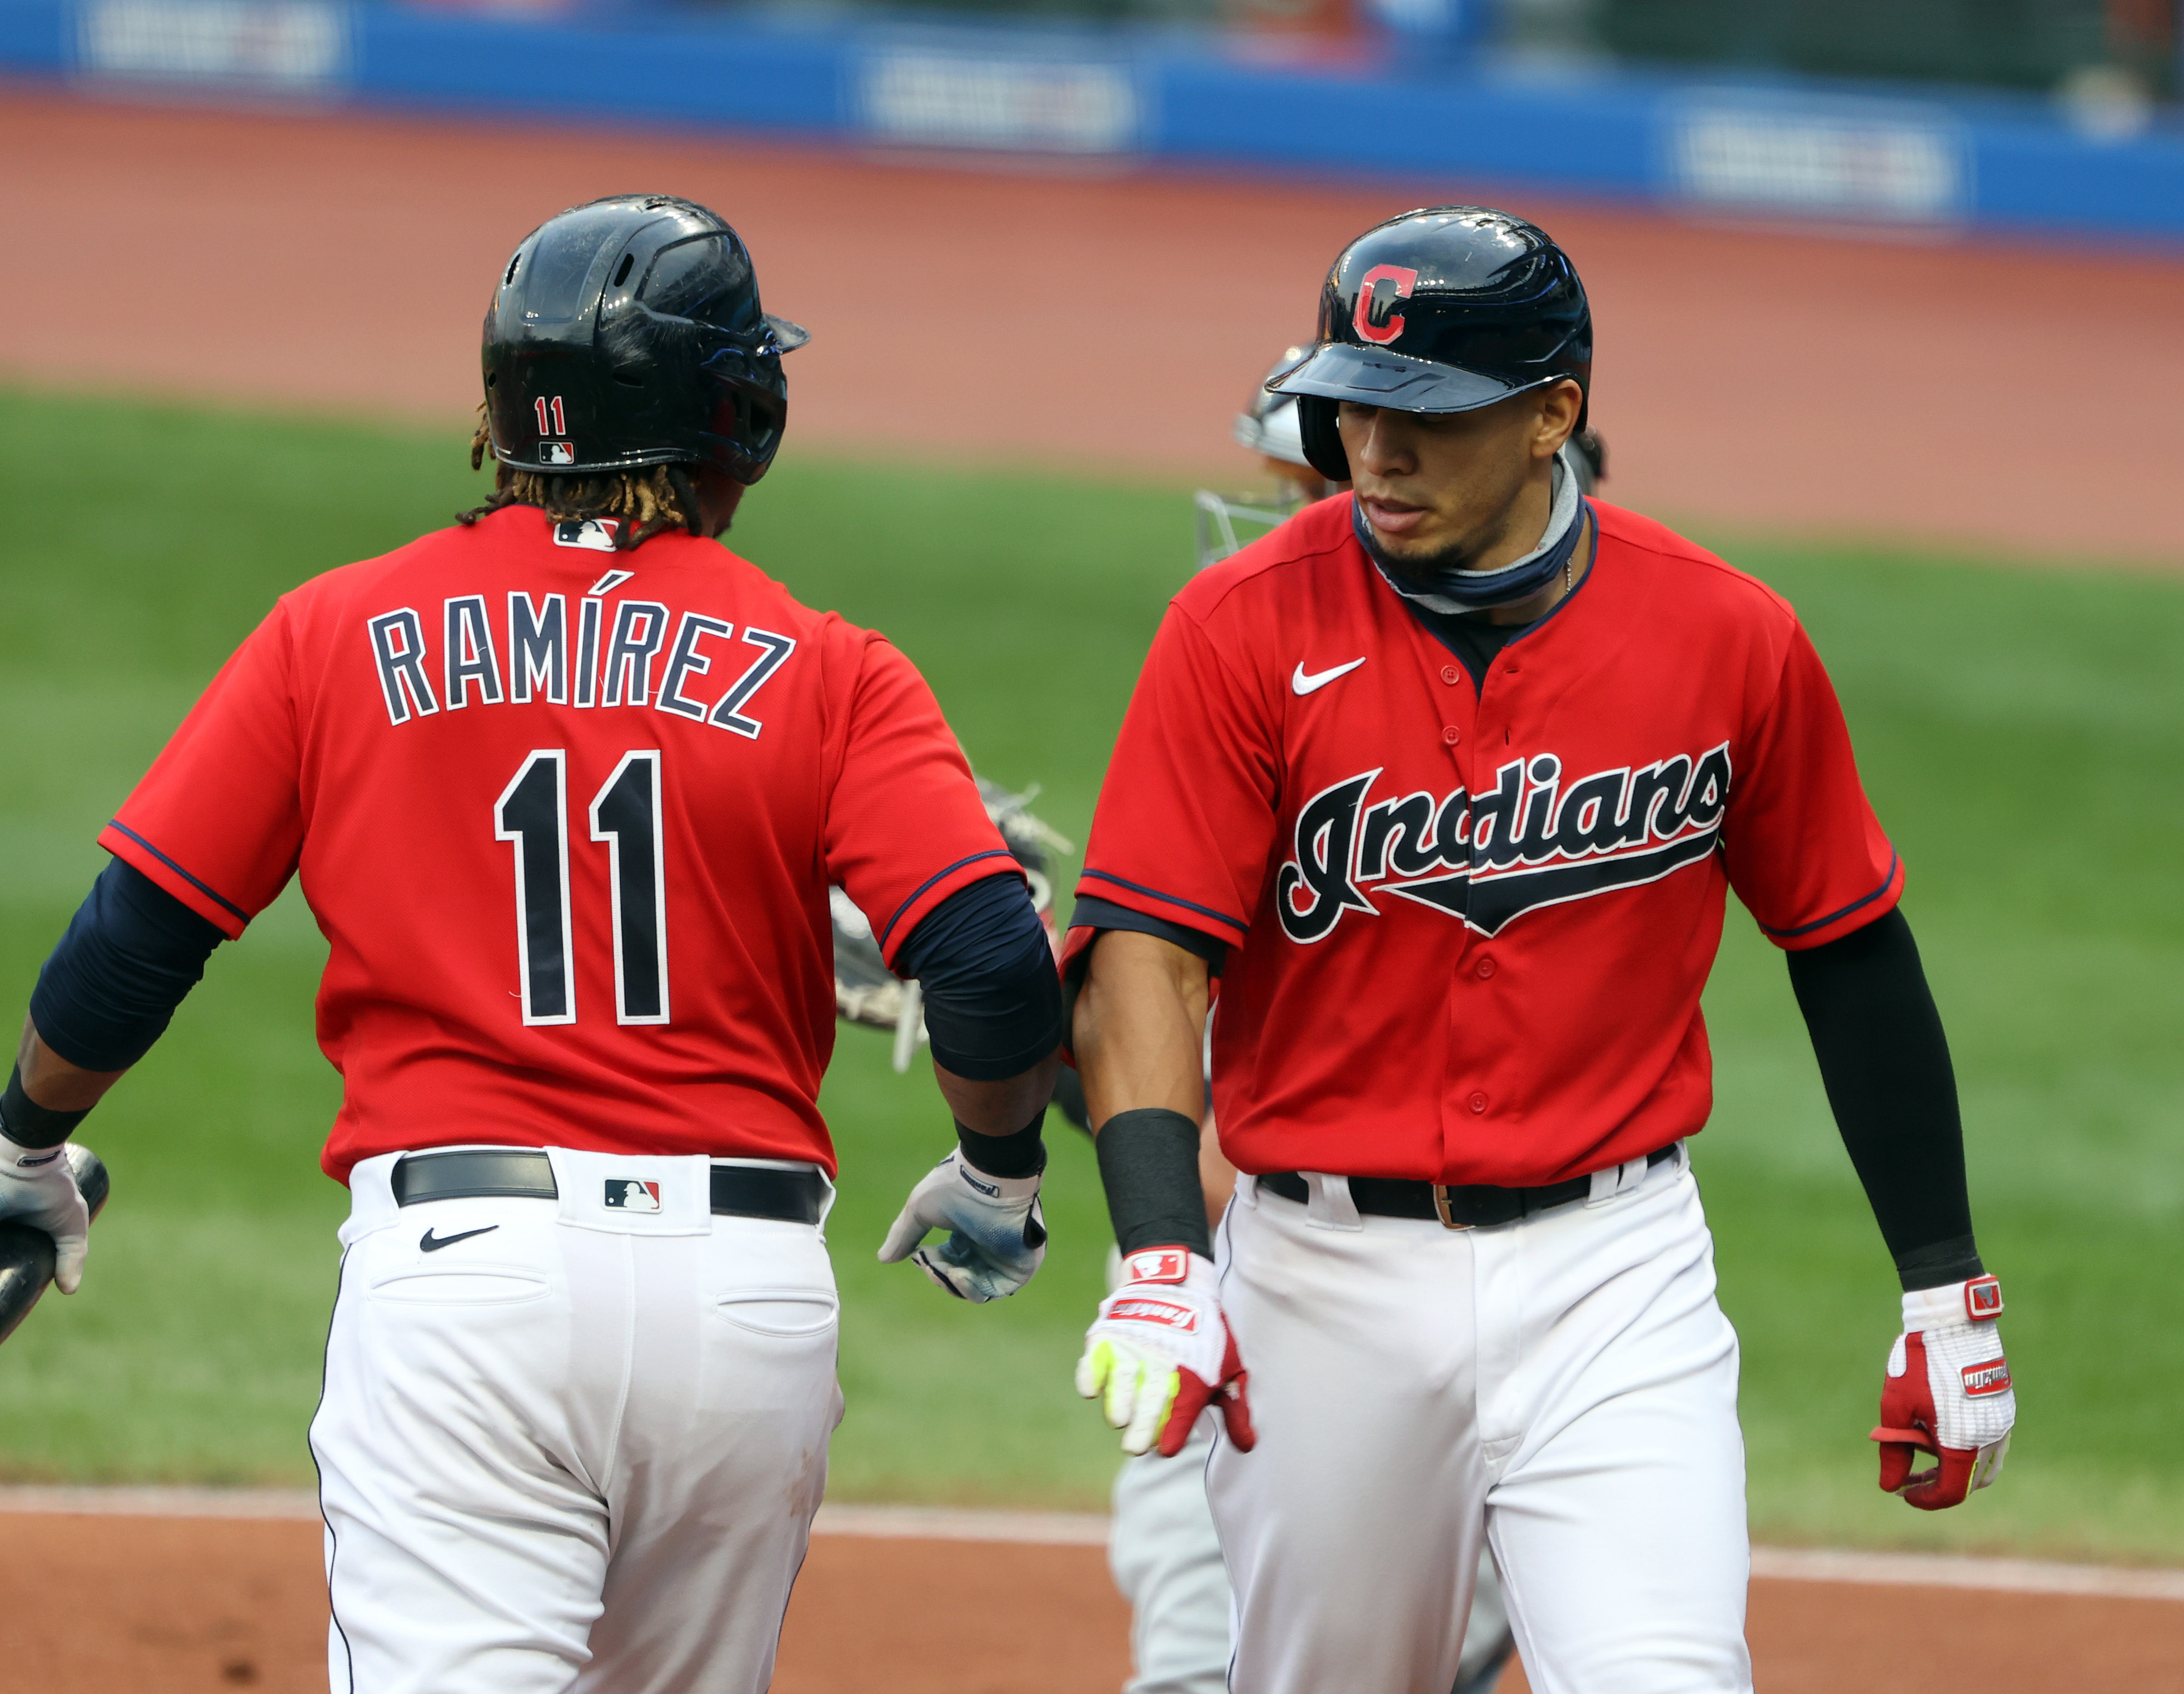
1076, 1247, 1255, 1458
1872, 1273, 2016, 1511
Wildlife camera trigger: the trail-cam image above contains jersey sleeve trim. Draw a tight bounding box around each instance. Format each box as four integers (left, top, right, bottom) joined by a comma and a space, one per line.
1079, 869, 1249, 940
97, 821, 253, 938
1758, 851, 1904, 949
1065, 894, 1229, 973
877, 848, 1021, 954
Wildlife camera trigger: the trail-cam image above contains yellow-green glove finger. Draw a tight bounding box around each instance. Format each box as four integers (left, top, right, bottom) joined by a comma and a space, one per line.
1121, 1364, 1180, 1456
1101, 1347, 1145, 1431
1075, 1338, 1115, 1404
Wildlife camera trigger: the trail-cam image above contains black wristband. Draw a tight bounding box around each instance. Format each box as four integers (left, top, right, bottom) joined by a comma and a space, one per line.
1893, 1233, 1984, 1292
1095, 1106, 1210, 1259
958, 1108, 1048, 1179
1, 1066, 90, 1151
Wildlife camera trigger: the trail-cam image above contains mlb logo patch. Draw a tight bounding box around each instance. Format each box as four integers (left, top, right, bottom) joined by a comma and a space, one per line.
1962, 1358, 2012, 1397
539, 441, 576, 466
604, 1179, 662, 1213
1965, 1274, 2003, 1321
553, 519, 620, 551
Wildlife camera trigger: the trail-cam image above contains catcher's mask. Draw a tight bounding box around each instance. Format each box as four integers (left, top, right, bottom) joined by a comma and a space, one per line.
1196, 347, 1346, 572
483, 195, 808, 486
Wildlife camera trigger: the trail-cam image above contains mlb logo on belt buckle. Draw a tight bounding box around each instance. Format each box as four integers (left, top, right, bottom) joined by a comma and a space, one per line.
540, 441, 576, 466
604, 1179, 662, 1213
1964, 1274, 2003, 1321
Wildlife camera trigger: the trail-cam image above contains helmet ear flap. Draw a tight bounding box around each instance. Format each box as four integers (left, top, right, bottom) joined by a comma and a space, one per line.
1296, 396, 1351, 484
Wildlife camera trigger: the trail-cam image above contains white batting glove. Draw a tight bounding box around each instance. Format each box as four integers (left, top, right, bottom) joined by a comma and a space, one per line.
0, 1139, 91, 1294
1872, 1273, 2015, 1510
878, 1149, 1046, 1302
1076, 1247, 1254, 1458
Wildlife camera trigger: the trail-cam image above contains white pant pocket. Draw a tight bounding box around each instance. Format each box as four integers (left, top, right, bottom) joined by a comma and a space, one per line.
368, 1265, 550, 1304
714, 1287, 839, 1338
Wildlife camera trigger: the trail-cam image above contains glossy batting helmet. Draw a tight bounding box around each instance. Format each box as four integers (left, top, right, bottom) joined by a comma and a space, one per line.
482, 195, 809, 486
1269, 206, 1591, 484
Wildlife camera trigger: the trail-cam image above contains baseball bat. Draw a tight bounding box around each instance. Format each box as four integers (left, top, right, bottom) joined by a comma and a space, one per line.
0, 1145, 110, 1347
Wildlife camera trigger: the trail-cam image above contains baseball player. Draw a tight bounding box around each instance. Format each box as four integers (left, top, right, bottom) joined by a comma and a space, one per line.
1066, 207, 2017, 1694
0, 194, 1064, 1693
1094, 361, 1522, 1694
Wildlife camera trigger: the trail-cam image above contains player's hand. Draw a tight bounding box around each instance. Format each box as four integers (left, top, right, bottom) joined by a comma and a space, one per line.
1076, 1247, 1254, 1458
0, 1139, 91, 1294
1871, 1273, 2015, 1510
877, 1149, 1046, 1302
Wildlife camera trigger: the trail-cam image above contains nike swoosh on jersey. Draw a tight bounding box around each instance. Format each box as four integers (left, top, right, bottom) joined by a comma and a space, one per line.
1292, 657, 1367, 695
419, 1225, 500, 1253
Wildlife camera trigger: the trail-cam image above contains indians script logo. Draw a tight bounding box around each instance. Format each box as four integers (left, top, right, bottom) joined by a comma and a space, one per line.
1276, 744, 1731, 942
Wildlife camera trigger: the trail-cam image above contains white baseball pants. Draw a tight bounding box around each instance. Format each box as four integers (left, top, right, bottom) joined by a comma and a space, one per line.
311, 1148, 845, 1694
1207, 1145, 1752, 1694
1110, 1421, 1514, 1694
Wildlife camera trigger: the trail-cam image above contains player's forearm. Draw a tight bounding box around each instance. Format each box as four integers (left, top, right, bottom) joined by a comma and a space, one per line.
1075, 931, 1215, 1257
1786, 907, 1982, 1289
1074, 930, 1208, 1129
4, 1019, 123, 1144
935, 1054, 1063, 1138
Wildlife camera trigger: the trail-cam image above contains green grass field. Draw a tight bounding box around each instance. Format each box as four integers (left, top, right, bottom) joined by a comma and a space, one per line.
1, 387, 2179, 1561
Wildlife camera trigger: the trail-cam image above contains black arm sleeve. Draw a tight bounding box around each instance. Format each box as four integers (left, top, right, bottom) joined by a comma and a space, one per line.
894, 871, 1064, 1083
1096, 1106, 1211, 1258
1784, 906, 1983, 1291
29, 858, 226, 1073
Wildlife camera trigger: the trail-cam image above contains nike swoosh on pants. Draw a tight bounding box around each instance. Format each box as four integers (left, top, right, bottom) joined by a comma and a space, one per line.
419, 1225, 500, 1253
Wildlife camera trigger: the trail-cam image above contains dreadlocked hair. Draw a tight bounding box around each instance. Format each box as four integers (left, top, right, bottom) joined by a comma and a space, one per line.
458, 411, 703, 551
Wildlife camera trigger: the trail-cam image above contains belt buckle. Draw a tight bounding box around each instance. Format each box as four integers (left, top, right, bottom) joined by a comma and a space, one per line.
1430, 1184, 1472, 1230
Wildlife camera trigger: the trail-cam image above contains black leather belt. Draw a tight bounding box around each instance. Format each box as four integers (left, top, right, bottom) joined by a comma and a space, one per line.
390, 1149, 829, 1226
1260, 1144, 1677, 1230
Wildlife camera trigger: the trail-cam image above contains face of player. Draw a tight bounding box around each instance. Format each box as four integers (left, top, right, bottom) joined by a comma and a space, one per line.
1338, 380, 1581, 573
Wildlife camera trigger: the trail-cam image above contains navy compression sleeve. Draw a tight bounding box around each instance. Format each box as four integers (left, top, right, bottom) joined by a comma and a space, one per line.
29, 858, 226, 1072
894, 871, 1064, 1084
1785, 907, 1983, 1291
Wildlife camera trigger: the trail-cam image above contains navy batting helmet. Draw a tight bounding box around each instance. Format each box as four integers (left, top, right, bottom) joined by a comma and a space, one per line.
482, 195, 809, 486
1269, 207, 1591, 484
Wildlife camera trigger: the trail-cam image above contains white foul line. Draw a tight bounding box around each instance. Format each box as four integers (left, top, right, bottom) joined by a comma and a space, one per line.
4, 1489, 2181, 1601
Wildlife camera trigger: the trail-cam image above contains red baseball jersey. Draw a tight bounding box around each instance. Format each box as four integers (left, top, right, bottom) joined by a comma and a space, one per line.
103, 505, 1012, 1182
1063, 495, 1902, 1188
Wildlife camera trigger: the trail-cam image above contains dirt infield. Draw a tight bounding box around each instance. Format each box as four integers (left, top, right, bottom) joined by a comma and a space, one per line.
4, 1509, 2182, 1693
2, 85, 2180, 565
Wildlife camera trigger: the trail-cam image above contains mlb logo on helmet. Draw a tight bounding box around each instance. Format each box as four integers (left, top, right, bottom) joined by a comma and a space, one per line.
540, 442, 576, 466
604, 1179, 662, 1213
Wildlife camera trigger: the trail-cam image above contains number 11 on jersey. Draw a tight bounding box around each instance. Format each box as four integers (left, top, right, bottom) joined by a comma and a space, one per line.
495, 749, 669, 1027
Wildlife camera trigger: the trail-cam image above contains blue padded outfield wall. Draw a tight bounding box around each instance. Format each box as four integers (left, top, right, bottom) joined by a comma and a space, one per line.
5, 0, 2182, 244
